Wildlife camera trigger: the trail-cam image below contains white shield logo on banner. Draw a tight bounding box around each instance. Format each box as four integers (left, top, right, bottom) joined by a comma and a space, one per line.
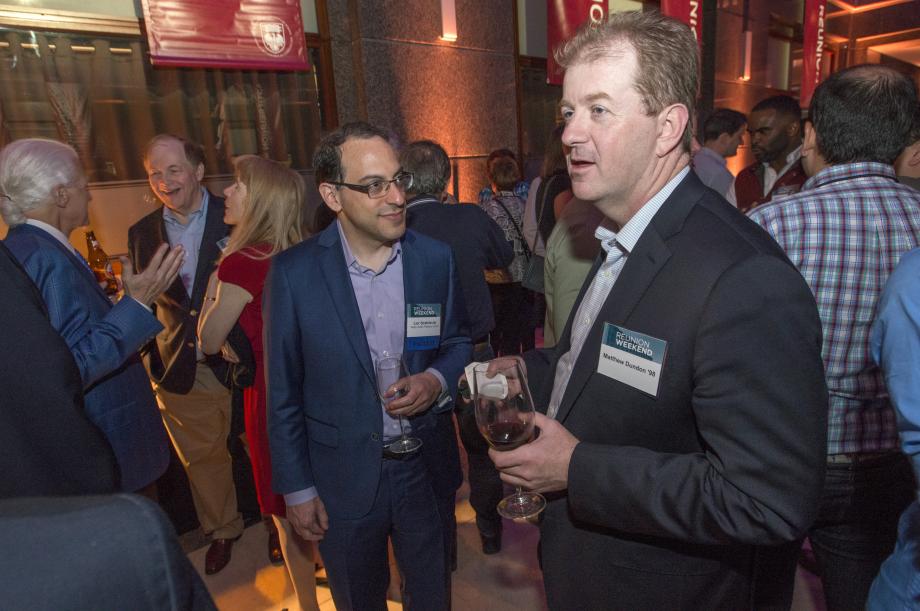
257, 20, 290, 56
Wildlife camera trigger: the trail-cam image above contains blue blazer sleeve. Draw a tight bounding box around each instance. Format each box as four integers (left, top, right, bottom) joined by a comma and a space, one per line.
11, 237, 162, 389
264, 254, 313, 495
426, 248, 472, 413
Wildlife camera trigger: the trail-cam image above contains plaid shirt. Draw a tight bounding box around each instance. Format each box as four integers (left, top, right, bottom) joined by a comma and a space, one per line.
749, 162, 920, 455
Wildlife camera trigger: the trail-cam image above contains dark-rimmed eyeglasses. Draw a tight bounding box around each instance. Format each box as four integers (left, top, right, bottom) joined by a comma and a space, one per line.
328, 172, 413, 199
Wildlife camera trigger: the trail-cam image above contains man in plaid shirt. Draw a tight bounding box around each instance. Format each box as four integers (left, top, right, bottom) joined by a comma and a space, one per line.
749, 64, 920, 610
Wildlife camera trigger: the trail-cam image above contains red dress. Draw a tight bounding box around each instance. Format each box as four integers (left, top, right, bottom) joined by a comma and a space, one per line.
217, 244, 286, 516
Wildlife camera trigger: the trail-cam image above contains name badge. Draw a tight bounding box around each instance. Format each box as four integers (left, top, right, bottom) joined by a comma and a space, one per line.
406, 303, 441, 351
597, 323, 667, 397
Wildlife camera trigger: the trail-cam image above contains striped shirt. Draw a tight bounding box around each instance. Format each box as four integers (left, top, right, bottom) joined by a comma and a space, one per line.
748, 162, 920, 455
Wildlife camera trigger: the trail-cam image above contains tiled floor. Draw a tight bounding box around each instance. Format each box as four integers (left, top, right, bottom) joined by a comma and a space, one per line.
190, 477, 827, 611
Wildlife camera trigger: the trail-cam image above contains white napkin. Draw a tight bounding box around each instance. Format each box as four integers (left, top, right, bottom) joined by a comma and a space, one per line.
465, 361, 508, 400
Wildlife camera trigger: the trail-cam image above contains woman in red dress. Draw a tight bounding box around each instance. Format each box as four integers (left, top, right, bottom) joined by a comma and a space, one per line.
197, 156, 317, 611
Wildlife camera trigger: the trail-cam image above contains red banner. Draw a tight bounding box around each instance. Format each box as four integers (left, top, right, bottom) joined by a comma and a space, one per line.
546, 0, 608, 85
141, 0, 309, 71
660, 0, 703, 47
801, 0, 827, 108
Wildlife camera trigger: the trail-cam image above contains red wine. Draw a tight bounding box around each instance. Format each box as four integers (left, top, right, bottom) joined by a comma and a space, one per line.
481, 420, 533, 451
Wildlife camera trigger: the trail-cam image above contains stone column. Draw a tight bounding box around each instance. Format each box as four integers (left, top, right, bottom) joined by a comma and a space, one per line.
324, 0, 520, 202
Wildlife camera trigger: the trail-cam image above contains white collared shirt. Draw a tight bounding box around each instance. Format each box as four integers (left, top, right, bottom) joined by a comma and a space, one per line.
546, 166, 690, 419
762, 145, 802, 196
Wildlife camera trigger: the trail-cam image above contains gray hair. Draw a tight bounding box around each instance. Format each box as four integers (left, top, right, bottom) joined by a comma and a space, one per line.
0, 138, 82, 227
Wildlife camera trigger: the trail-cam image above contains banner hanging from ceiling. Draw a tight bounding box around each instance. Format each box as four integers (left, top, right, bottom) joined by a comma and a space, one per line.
141, 0, 309, 71
546, 0, 607, 85
801, 0, 827, 108
660, 0, 703, 47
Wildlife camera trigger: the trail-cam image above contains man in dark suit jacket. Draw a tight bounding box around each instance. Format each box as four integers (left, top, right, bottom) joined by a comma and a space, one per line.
128, 134, 244, 575
401, 139, 514, 555
0, 494, 216, 610
488, 13, 828, 610
266, 122, 472, 610
0, 240, 118, 498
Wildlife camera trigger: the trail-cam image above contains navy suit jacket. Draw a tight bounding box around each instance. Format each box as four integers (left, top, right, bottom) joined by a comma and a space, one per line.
266, 224, 472, 519
5, 224, 169, 492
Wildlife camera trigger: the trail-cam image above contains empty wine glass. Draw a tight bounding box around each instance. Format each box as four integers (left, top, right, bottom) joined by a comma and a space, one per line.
375, 352, 422, 453
471, 360, 546, 519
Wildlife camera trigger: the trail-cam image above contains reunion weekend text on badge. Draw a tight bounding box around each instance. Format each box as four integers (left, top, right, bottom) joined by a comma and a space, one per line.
597, 323, 668, 397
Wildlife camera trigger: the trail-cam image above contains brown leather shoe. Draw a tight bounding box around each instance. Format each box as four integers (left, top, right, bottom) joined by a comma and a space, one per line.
205, 537, 239, 575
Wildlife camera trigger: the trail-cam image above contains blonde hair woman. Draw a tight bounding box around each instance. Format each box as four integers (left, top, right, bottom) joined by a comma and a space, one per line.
197, 156, 318, 611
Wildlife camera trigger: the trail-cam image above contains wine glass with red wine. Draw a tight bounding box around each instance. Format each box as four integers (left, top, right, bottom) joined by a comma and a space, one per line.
471, 360, 546, 519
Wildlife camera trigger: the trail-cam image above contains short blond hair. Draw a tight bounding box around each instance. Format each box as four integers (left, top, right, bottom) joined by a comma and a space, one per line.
555, 11, 699, 152
222, 156, 305, 260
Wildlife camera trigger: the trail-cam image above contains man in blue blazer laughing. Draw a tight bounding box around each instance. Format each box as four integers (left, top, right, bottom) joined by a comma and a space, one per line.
266, 122, 471, 611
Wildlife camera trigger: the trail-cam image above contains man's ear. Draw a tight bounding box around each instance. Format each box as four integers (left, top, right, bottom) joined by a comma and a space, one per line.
906, 141, 920, 169
802, 121, 817, 157
656, 103, 690, 157
195, 163, 205, 183
318, 183, 342, 213
788, 117, 802, 139
55, 185, 69, 207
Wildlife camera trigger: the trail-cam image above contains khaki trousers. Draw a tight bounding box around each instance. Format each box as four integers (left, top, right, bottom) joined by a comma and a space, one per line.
155, 363, 243, 539
273, 515, 320, 611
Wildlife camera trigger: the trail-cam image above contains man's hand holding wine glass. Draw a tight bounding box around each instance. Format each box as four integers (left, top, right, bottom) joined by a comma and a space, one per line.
466, 356, 581, 496
488, 412, 579, 495
383, 371, 442, 417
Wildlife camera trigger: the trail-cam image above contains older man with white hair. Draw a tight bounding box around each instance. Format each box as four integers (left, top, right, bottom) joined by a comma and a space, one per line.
0, 137, 183, 495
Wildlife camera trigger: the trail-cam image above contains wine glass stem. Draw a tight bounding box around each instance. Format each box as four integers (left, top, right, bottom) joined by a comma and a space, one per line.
397, 414, 408, 439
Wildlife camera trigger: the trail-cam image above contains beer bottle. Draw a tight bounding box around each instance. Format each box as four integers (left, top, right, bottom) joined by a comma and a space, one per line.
84, 230, 119, 297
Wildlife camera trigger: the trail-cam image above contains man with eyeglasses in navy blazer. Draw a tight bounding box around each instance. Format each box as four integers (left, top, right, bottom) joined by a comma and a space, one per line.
266, 121, 471, 611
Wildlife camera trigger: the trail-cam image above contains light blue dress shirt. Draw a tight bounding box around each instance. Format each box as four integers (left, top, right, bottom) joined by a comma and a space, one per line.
162, 189, 208, 296
868, 248, 920, 610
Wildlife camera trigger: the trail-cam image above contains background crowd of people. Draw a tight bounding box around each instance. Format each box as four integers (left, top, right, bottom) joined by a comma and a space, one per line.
2, 8, 920, 611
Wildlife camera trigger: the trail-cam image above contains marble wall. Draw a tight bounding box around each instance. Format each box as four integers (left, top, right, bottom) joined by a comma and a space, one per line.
325, 0, 520, 202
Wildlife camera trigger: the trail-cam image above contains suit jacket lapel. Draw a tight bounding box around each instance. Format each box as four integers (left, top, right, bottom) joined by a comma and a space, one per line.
400, 232, 424, 375
553, 173, 704, 423
154, 211, 190, 306
190, 193, 228, 309
317, 224, 376, 387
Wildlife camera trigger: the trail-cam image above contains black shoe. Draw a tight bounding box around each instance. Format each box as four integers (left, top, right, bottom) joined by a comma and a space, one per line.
480, 532, 501, 555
